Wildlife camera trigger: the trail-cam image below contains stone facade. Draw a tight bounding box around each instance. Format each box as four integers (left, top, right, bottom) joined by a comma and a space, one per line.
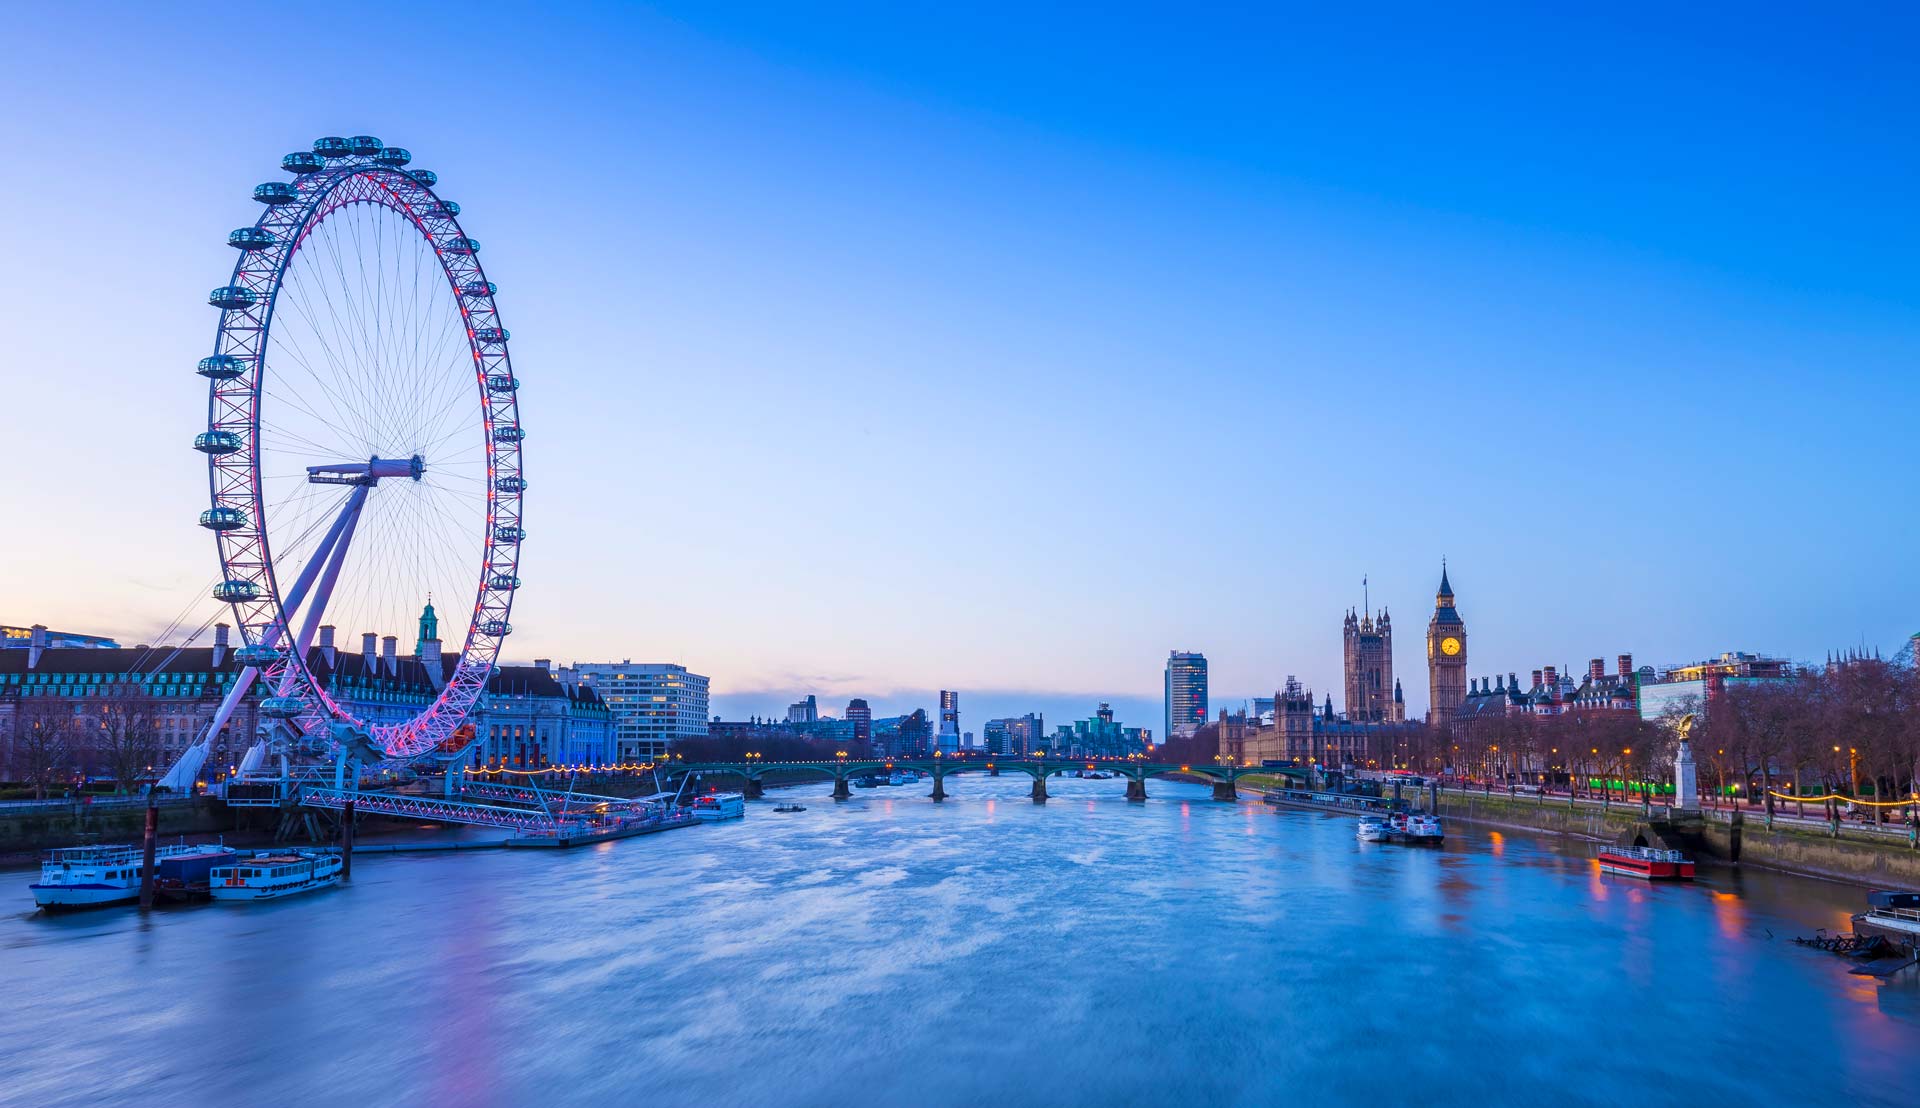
1342, 610, 1404, 723
1425, 567, 1468, 730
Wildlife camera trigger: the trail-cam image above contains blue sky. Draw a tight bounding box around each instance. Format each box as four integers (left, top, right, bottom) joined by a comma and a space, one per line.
2, 4, 1915, 731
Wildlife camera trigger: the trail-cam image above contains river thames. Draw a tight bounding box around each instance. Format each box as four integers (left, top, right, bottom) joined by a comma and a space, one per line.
2, 776, 1914, 1107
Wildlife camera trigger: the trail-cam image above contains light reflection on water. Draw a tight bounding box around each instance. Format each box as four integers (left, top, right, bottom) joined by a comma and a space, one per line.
0, 776, 1914, 1107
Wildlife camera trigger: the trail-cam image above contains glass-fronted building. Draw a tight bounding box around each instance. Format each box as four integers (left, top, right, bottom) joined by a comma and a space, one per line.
1165, 651, 1208, 742
573, 662, 710, 760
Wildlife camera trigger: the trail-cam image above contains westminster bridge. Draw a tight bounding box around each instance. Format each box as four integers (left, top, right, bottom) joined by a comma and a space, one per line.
665, 755, 1312, 802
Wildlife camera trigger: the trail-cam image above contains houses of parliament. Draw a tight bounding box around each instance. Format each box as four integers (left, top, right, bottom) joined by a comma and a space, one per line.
1217, 567, 1470, 767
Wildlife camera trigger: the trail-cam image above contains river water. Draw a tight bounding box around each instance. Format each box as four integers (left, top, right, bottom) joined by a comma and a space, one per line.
2, 776, 1914, 1107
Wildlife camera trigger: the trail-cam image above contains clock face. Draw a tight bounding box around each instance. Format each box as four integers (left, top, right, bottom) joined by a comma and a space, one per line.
1441, 637, 1462, 657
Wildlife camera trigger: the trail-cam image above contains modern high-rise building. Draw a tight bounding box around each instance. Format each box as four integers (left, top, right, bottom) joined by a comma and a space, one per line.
936, 690, 961, 753
786, 694, 818, 724
1165, 651, 1208, 741
845, 699, 873, 750
572, 662, 710, 760
983, 713, 1044, 755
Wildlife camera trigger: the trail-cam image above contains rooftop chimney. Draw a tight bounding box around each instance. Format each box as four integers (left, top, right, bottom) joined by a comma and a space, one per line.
1543, 666, 1559, 697
319, 625, 336, 668
212, 623, 230, 669
1531, 669, 1543, 690
1508, 673, 1518, 693
27, 623, 47, 669
1618, 654, 1634, 679
535, 658, 552, 672
363, 633, 378, 673
381, 635, 398, 676
423, 638, 444, 691
1589, 658, 1605, 682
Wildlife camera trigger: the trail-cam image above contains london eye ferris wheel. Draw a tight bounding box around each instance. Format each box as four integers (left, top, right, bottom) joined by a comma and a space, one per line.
193, 135, 524, 763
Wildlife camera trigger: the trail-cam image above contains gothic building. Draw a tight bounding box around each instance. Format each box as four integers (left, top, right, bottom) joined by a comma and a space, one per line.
1425, 566, 1468, 730
1342, 609, 1403, 723
1217, 676, 1422, 768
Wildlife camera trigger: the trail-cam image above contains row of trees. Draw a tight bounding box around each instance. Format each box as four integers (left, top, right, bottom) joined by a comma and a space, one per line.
3, 687, 169, 799
1420, 654, 1920, 812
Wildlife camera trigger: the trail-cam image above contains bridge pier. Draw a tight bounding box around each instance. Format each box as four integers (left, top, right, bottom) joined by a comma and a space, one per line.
1212, 779, 1238, 802
930, 773, 947, 801
744, 778, 765, 800
1031, 776, 1049, 803
1126, 776, 1148, 801
340, 798, 355, 879
832, 774, 852, 800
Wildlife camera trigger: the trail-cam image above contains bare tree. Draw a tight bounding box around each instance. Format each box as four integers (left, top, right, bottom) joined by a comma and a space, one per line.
93, 679, 163, 795
9, 696, 76, 800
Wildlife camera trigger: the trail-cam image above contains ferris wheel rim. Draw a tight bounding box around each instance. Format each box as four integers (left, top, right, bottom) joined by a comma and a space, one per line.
198, 139, 524, 760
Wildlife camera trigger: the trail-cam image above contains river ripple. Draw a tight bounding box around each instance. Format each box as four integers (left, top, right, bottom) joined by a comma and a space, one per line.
1, 776, 1913, 1107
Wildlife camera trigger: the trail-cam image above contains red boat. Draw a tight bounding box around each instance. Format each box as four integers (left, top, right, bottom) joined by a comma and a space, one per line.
1597, 845, 1695, 880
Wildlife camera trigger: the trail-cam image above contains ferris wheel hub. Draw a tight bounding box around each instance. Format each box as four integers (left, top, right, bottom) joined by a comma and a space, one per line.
305, 454, 426, 486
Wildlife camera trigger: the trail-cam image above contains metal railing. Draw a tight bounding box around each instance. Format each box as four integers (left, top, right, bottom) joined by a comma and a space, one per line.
299, 785, 556, 830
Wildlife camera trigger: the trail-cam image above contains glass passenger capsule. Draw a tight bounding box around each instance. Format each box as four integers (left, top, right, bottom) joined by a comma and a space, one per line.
209, 286, 257, 310
194, 430, 243, 455
212, 579, 262, 603
375, 146, 411, 166
409, 169, 437, 186
493, 426, 525, 443
493, 524, 526, 543
487, 574, 521, 591
485, 374, 518, 394
473, 327, 509, 343
199, 507, 248, 531
198, 355, 247, 379
258, 696, 305, 719
253, 182, 298, 205
347, 135, 384, 156
312, 136, 352, 158
495, 476, 527, 493
228, 227, 277, 251
462, 281, 497, 298
234, 644, 281, 666
281, 151, 325, 175
481, 620, 513, 637
435, 200, 460, 216
444, 237, 480, 255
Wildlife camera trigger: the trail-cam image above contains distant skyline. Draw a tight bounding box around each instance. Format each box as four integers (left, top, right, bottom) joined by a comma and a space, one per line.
3, 5, 1917, 729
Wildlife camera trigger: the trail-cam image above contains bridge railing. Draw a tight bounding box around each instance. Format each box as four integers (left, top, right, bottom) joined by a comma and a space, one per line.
300, 785, 557, 830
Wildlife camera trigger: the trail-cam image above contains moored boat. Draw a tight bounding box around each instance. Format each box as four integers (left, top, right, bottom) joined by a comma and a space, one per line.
505, 804, 695, 848
691, 792, 746, 821
1597, 844, 1695, 880
1403, 813, 1444, 844
1851, 890, 1920, 951
31, 841, 227, 911
154, 843, 241, 903
207, 850, 343, 902
1356, 816, 1391, 843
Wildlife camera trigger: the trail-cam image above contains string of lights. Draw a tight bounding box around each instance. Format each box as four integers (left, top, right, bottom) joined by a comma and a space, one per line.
1764, 789, 1915, 808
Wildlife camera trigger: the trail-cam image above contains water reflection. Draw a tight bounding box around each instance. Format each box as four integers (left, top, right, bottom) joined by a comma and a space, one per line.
0, 775, 1913, 1107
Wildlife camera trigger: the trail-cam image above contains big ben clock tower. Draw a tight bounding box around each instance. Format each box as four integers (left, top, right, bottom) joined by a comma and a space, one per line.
1426, 564, 1467, 730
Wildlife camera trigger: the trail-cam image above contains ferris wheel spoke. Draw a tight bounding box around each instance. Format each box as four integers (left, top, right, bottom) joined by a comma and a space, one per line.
272, 279, 383, 453
269, 306, 373, 448
310, 220, 389, 446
